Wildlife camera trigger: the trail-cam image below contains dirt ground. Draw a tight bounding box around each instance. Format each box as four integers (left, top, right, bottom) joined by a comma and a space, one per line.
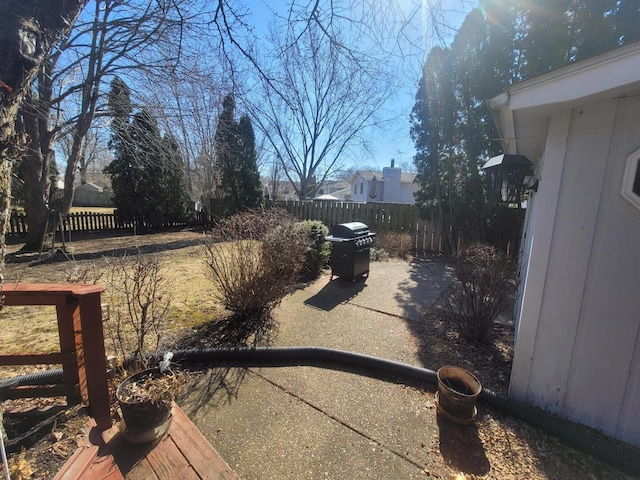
0, 229, 637, 479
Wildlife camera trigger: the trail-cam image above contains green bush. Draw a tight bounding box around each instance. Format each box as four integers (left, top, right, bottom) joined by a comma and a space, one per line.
297, 220, 330, 279
203, 209, 308, 325
444, 243, 517, 343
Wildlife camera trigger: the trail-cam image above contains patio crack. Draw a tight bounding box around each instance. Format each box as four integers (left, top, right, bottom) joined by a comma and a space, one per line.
249, 368, 427, 473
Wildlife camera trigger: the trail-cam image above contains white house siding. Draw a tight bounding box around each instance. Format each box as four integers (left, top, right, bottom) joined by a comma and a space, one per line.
350, 169, 415, 204
351, 174, 368, 202
382, 166, 401, 201
510, 109, 572, 401
399, 183, 415, 204
511, 96, 640, 446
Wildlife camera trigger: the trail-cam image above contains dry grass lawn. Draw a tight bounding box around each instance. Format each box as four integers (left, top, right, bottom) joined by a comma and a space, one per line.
1, 229, 215, 371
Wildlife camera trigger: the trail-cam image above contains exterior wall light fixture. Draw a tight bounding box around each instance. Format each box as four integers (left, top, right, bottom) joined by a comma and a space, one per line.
482, 154, 537, 204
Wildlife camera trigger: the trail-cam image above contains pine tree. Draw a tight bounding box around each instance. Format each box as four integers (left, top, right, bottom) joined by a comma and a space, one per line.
410, 0, 638, 251
411, 47, 455, 252
105, 78, 190, 226
237, 115, 263, 210
213, 94, 263, 215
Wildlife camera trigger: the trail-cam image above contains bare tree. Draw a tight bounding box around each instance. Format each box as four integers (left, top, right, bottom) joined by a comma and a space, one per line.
244, 0, 460, 200
56, 122, 112, 186
250, 19, 391, 199
145, 58, 229, 204
266, 156, 286, 201
17, 0, 191, 251
0, 0, 86, 280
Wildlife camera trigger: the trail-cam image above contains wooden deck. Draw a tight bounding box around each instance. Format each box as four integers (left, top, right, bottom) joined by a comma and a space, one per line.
55, 404, 239, 480
1, 283, 112, 431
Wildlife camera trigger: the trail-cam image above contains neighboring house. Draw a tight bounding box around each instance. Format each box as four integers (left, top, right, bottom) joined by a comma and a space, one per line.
263, 178, 352, 201
351, 160, 416, 204
316, 180, 351, 201
72, 182, 114, 207
261, 179, 298, 201
489, 41, 640, 447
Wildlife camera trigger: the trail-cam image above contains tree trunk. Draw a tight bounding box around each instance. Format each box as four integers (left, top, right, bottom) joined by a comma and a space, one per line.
21, 148, 51, 252
61, 130, 84, 216
20, 87, 53, 252
0, 160, 13, 285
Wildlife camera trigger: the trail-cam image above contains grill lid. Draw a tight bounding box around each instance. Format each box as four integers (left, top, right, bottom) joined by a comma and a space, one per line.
331, 222, 369, 238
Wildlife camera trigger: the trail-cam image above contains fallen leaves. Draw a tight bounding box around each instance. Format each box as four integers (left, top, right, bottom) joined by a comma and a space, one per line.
8, 449, 33, 480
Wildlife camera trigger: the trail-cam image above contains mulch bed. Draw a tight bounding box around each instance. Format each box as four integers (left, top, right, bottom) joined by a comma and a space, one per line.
409, 304, 514, 397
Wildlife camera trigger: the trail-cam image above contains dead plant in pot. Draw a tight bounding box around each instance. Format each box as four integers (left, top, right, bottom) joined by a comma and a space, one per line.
93, 252, 182, 443
115, 354, 184, 444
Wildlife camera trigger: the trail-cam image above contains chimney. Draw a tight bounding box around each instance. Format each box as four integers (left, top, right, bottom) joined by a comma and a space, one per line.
390, 158, 395, 168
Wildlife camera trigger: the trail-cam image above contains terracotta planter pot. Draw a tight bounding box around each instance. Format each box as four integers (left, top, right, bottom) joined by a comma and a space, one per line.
436, 366, 482, 424
116, 368, 174, 444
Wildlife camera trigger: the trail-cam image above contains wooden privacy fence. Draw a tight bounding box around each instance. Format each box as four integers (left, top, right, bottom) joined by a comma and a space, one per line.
276, 200, 524, 255
276, 201, 418, 233
276, 201, 452, 253
8, 202, 524, 255
7, 210, 213, 236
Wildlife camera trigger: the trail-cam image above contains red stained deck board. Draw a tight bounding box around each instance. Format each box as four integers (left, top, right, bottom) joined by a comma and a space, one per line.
54, 445, 101, 480
169, 406, 240, 480
54, 404, 240, 480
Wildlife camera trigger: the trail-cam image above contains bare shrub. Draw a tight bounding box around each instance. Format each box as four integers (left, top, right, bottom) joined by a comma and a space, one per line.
64, 261, 103, 284
100, 252, 172, 369
65, 253, 172, 370
444, 243, 517, 343
203, 210, 308, 326
375, 231, 414, 260
370, 246, 390, 262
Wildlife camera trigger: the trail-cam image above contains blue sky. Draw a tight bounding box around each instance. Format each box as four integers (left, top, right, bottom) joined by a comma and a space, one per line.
248, 0, 475, 173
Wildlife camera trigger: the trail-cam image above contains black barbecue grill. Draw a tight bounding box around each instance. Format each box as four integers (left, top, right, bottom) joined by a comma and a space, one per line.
325, 222, 376, 281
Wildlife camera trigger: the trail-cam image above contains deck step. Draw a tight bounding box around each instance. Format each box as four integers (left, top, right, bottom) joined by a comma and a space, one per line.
54, 404, 239, 480
53, 445, 101, 480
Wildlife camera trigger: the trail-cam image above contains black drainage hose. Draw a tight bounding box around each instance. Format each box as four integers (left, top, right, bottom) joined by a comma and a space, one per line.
168, 346, 438, 385
159, 346, 640, 476
3, 347, 639, 476
0, 369, 64, 389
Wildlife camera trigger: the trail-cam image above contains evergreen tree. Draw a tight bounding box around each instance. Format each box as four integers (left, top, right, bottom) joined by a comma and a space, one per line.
449, 7, 516, 240
237, 115, 263, 210
213, 94, 237, 214
613, 0, 640, 47
411, 47, 456, 252
214, 94, 263, 215
105, 78, 190, 226
519, 0, 574, 77
105, 78, 143, 224
161, 134, 193, 223
411, 0, 639, 251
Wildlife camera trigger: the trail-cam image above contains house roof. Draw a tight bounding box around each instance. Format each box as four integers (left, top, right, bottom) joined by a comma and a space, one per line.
330, 186, 353, 199
355, 170, 382, 181
354, 170, 417, 184
312, 194, 339, 201
489, 40, 640, 163
75, 182, 104, 192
